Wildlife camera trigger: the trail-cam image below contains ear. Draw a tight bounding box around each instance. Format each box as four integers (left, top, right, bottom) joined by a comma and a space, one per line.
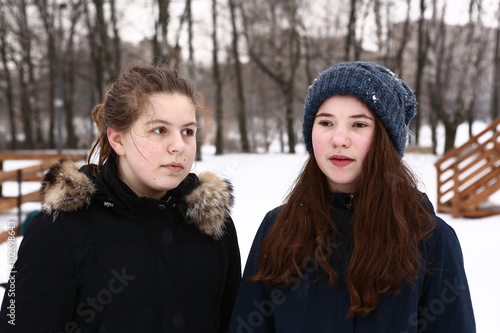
107, 127, 126, 156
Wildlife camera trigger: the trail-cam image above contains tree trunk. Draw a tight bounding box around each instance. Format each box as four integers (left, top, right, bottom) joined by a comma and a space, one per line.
17, 0, 43, 148
212, 0, 224, 155
154, 0, 171, 65
443, 121, 457, 153
84, 1, 104, 102
109, 0, 121, 78
0, 7, 17, 149
373, 0, 383, 53
16, 0, 34, 148
392, 0, 412, 75
229, 0, 250, 152
183, 0, 201, 160
18, 63, 33, 149
93, 0, 114, 85
491, 4, 500, 120
413, 0, 428, 145
64, 1, 87, 149
345, 0, 357, 61
35, 1, 57, 148
284, 82, 296, 153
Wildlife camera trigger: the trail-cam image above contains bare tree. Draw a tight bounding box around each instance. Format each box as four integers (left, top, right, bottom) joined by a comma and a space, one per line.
240, 0, 301, 153
83, 0, 119, 102
390, 0, 412, 74
427, 1, 483, 153
412, 0, 429, 145
491, 0, 500, 120
11, 0, 42, 149
212, 0, 225, 155
153, 0, 171, 65
35, 0, 58, 148
345, 0, 358, 61
83, 1, 104, 102
93, 0, 115, 83
427, 4, 448, 153
0, 0, 17, 149
229, 0, 250, 152
373, 0, 384, 54
185, 0, 202, 160
186, 0, 195, 79
463, 0, 486, 136
109, 0, 121, 76
63, 1, 86, 148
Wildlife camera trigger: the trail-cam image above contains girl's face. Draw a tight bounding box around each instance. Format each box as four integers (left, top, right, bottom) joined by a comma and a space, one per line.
108, 92, 197, 199
312, 95, 375, 193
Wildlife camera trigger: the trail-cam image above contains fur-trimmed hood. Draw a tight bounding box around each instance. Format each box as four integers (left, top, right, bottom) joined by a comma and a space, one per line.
41, 159, 234, 240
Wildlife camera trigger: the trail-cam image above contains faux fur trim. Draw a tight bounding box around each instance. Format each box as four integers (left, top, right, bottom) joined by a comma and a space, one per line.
40, 159, 233, 240
184, 172, 234, 240
41, 158, 95, 215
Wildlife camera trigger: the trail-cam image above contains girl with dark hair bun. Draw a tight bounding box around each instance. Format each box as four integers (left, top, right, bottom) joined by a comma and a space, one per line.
0, 64, 241, 332
229, 62, 475, 333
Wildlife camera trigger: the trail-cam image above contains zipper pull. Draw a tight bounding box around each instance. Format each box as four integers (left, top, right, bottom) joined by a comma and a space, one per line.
347, 193, 354, 210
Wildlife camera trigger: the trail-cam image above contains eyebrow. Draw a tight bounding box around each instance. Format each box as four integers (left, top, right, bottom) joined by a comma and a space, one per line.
145, 119, 198, 127
315, 112, 374, 121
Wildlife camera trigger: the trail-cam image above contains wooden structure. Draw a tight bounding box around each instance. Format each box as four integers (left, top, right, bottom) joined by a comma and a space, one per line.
435, 118, 500, 218
0, 152, 85, 233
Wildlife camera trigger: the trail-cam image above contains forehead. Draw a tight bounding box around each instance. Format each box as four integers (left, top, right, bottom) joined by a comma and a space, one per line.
139, 93, 196, 119
317, 95, 373, 115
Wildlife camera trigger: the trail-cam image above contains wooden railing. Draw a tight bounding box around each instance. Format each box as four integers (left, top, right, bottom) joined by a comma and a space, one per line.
0, 152, 86, 226
435, 118, 500, 218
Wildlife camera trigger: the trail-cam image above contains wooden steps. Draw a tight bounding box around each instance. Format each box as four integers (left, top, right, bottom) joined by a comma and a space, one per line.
435, 118, 500, 218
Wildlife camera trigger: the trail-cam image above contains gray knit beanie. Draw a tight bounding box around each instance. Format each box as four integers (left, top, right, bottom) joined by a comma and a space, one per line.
302, 61, 416, 156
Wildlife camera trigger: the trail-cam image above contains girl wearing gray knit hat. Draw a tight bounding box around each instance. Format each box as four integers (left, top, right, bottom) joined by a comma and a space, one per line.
229, 62, 475, 333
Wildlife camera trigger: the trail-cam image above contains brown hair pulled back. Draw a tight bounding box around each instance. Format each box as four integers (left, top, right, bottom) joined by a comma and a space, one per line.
88, 64, 201, 175
251, 115, 435, 317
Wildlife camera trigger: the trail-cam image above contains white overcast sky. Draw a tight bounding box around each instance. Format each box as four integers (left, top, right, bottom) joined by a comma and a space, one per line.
114, 0, 499, 64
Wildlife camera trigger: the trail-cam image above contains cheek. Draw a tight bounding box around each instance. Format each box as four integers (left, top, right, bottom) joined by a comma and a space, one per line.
184, 141, 197, 163
311, 128, 328, 153
358, 133, 374, 159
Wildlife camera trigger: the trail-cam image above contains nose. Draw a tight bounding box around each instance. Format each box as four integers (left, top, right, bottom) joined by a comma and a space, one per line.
168, 132, 185, 154
331, 126, 350, 148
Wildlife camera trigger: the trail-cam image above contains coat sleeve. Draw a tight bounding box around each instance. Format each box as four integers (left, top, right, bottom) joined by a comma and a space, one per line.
0, 212, 77, 332
219, 218, 242, 333
418, 217, 476, 333
229, 209, 280, 333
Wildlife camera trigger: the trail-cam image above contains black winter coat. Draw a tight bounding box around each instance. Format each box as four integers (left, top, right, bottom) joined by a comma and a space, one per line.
0, 159, 241, 333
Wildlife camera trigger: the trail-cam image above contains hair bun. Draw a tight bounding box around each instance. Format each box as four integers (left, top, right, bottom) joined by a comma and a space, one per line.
91, 104, 105, 129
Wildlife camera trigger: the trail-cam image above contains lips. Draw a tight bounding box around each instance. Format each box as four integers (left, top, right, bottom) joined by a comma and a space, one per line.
163, 162, 184, 172
329, 155, 354, 167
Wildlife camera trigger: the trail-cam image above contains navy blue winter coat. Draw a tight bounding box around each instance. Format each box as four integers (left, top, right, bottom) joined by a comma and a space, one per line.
229, 193, 475, 333
0, 159, 241, 333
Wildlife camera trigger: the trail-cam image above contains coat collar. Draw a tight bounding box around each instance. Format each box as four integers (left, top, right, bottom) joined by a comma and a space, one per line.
41, 158, 234, 240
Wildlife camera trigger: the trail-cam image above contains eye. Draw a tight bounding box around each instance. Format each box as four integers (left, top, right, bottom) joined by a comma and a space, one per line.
153, 127, 167, 134
318, 120, 332, 127
182, 128, 196, 136
353, 122, 368, 128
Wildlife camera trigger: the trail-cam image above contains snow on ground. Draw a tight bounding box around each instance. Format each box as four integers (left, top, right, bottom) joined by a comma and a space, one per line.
0, 147, 498, 332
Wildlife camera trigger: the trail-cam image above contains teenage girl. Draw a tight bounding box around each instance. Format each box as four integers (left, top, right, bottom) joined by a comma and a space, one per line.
0, 65, 241, 333
229, 61, 475, 333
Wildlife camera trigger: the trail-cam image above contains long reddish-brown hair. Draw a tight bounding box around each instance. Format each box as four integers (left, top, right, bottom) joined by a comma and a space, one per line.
251, 114, 435, 317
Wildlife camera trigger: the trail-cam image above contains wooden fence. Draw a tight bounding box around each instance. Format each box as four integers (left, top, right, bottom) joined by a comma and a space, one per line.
0, 152, 85, 240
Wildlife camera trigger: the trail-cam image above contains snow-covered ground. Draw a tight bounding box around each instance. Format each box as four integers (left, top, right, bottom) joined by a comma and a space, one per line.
0, 132, 498, 331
